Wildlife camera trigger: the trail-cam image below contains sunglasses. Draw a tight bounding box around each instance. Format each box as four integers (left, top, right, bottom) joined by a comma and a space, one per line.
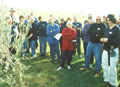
96, 19, 101, 20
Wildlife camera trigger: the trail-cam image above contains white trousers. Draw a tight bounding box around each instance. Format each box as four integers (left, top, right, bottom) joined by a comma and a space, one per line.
102, 48, 118, 86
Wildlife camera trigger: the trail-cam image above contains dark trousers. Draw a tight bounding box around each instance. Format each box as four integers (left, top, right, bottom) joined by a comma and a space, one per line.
76, 37, 81, 55
83, 42, 94, 64
61, 51, 72, 67
27, 39, 31, 53
9, 36, 16, 55
83, 42, 88, 56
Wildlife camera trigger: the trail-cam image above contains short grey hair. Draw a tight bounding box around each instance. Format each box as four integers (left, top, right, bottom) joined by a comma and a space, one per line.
66, 20, 72, 26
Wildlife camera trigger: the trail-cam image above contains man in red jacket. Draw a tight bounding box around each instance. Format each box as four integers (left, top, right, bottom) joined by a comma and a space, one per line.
57, 20, 77, 71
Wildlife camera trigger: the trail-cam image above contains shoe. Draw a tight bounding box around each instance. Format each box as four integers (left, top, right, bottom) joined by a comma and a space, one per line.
79, 55, 83, 58
67, 65, 71, 70
40, 54, 45, 56
57, 66, 62, 71
31, 55, 37, 59
94, 72, 99, 77
89, 64, 93, 69
80, 67, 89, 71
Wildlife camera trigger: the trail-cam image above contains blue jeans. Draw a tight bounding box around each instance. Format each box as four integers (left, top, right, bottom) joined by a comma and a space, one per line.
39, 36, 47, 55
30, 40, 36, 56
21, 40, 27, 56
49, 43, 60, 60
85, 41, 103, 73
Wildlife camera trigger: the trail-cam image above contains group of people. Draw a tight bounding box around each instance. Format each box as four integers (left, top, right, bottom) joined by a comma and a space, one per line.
6, 8, 120, 87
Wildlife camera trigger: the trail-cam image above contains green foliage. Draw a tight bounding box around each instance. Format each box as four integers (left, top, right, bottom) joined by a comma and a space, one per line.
15, 8, 86, 24
0, 0, 29, 87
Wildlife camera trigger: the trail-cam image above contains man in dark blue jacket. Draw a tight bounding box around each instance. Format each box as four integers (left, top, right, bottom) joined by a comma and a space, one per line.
38, 16, 48, 56
73, 16, 82, 58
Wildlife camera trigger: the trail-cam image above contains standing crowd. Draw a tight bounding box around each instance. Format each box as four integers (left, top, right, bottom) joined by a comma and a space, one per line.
5, 8, 120, 87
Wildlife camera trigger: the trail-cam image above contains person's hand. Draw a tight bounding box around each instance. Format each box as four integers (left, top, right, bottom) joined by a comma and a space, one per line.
103, 38, 108, 43
96, 34, 99, 36
100, 38, 108, 43
100, 38, 104, 42
76, 28, 80, 31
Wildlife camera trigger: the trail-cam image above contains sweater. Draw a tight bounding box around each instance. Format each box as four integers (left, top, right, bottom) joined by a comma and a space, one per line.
103, 25, 120, 51
87, 23, 106, 43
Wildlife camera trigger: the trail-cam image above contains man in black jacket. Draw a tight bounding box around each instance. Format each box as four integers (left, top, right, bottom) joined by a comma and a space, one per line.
27, 17, 38, 57
81, 16, 106, 77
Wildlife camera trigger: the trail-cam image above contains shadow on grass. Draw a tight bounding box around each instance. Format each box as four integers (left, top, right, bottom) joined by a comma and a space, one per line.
22, 54, 113, 87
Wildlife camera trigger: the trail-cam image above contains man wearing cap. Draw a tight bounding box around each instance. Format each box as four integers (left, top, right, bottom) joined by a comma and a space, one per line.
9, 8, 19, 54
9, 8, 19, 43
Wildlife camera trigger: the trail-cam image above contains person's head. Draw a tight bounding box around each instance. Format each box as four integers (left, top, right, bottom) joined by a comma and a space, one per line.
66, 20, 72, 29
29, 16, 34, 24
19, 15, 24, 22
38, 16, 42, 22
60, 18, 65, 24
9, 8, 15, 17
103, 16, 107, 23
88, 19, 93, 24
84, 20, 88, 25
107, 14, 117, 26
73, 16, 78, 22
26, 15, 30, 20
30, 12, 34, 17
49, 17, 55, 25
66, 17, 72, 22
88, 14, 92, 20
96, 16, 101, 24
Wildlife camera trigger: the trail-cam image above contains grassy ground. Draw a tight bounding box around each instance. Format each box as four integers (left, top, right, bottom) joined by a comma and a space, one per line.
1, 48, 120, 87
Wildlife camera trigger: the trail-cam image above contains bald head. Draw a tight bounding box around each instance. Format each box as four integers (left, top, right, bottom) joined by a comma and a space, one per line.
96, 16, 101, 24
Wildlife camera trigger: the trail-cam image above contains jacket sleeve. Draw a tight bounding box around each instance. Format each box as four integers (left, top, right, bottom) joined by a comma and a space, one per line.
62, 28, 77, 40
47, 24, 60, 36
52, 25, 60, 34
62, 28, 72, 40
82, 24, 89, 36
47, 25, 54, 36
71, 29, 77, 40
108, 29, 120, 44
87, 24, 94, 35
